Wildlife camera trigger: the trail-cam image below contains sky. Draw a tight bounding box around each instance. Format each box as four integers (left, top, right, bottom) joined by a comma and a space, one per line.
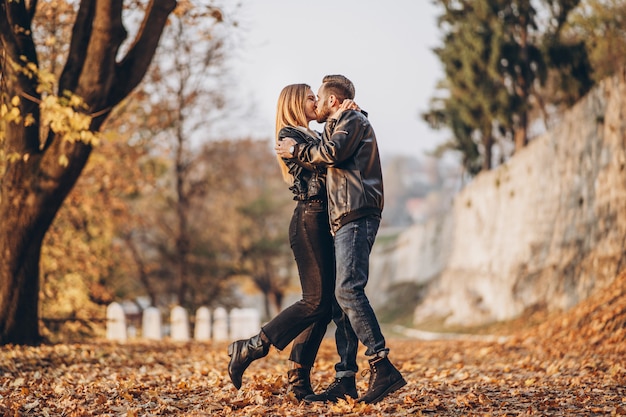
229, 0, 448, 160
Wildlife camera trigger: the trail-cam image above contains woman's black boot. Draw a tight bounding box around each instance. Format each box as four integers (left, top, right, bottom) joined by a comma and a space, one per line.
287, 367, 314, 400
227, 332, 270, 389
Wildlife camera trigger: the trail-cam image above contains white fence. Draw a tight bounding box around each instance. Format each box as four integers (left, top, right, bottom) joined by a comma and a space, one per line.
105, 302, 260, 342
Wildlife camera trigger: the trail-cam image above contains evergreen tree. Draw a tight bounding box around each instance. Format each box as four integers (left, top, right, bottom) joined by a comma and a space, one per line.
565, 0, 626, 83
425, 0, 510, 172
425, 0, 593, 175
499, 0, 541, 150
538, 0, 593, 115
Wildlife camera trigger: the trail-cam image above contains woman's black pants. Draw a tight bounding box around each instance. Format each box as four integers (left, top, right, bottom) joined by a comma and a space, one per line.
261, 200, 335, 367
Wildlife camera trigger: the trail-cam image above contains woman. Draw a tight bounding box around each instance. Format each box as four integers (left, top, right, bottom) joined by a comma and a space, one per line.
228, 84, 347, 399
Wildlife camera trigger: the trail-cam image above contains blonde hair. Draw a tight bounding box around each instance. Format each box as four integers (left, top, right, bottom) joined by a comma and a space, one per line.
275, 84, 312, 184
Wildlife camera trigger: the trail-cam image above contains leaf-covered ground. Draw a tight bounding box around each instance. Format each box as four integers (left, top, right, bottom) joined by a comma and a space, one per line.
2, 273, 625, 416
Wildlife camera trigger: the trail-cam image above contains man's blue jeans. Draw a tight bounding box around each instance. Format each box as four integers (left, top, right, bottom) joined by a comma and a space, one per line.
332, 215, 388, 378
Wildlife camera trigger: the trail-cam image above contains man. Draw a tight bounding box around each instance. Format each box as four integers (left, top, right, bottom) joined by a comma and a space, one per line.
275, 75, 406, 404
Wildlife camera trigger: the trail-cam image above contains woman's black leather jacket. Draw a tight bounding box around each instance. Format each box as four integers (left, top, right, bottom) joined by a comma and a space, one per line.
279, 126, 326, 201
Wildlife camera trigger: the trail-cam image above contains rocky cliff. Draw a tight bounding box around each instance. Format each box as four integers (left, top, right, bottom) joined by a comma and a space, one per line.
370, 72, 626, 327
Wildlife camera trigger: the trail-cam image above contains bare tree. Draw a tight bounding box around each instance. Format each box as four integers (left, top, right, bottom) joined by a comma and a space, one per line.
114, 5, 237, 310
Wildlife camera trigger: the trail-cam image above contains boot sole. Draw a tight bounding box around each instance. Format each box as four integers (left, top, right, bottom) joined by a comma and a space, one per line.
363, 377, 407, 404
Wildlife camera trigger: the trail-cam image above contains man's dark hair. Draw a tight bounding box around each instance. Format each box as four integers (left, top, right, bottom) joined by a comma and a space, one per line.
322, 74, 355, 100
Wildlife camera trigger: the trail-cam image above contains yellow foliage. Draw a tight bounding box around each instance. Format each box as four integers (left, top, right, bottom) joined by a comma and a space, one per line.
39, 71, 56, 91
40, 94, 100, 148
6, 152, 22, 163
23, 113, 35, 127
68, 94, 87, 109
6, 106, 21, 123
69, 111, 91, 131
25, 62, 37, 75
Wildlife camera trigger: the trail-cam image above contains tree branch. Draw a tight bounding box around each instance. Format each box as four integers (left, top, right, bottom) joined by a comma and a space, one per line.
58, 0, 95, 94
110, 0, 177, 106
0, 0, 41, 154
0, 1, 33, 67
73, 0, 127, 112
4, 0, 37, 64
0, 3, 22, 65
25, 0, 37, 22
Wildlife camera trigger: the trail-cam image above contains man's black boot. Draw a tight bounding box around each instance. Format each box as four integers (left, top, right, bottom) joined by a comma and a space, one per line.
358, 356, 407, 404
227, 332, 270, 389
304, 376, 358, 403
287, 368, 314, 400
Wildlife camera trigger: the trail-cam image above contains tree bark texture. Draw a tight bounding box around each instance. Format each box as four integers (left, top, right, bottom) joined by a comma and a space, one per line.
0, 0, 176, 345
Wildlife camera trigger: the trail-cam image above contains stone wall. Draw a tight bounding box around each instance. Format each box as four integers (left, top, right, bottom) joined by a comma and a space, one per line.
369, 73, 626, 327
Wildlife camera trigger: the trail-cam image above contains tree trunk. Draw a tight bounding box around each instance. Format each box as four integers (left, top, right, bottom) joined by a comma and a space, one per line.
482, 133, 494, 171
514, 122, 528, 151
515, 15, 530, 151
125, 234, 158, 306
175, 118, 191, 306
0, 231, 44, 345
0, 138, 89, 344
0, 0, 177, 345
0, 124, 95, 344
